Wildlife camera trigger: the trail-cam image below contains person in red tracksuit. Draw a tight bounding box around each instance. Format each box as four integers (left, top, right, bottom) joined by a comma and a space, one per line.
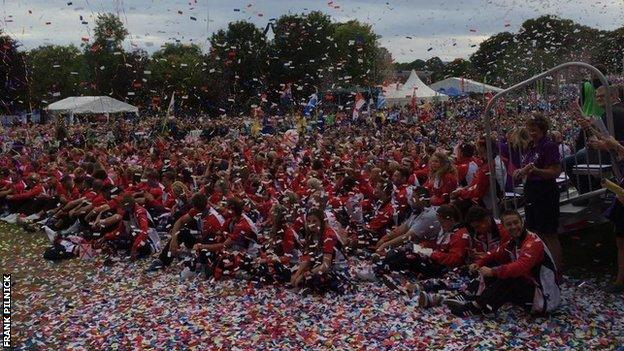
376, 152, 458, 253
464, 206, 509, 263
5, 173, 44, 215
134, 168, 165, 215
373, 205, 469, 282
96, 194, 151, 260
445, 209, 560, 316
252, 204, 301, 285
362, 180, 396, 246
455, 143, 479, 187
192, 197, 259, 280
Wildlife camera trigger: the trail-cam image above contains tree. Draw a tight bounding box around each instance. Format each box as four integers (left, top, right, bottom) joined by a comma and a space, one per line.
83, 13, 132, 99
333, 20, 382, 87
394, 59, 426, 72
424, 57, 445, 81
440, 58, 474, 80
593, 27, 624, 74
470, 32, 515, 85
209, 21, 268, 114
146, 44, 207, 111
26, 45, 85, 108
0, 31, 28, 114
269, 12, 336, 101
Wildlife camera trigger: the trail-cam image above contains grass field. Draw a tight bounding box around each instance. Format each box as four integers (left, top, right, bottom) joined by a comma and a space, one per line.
2, 221, 623, 350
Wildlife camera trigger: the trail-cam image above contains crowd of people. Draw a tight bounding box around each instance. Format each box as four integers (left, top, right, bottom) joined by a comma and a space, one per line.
1, 78, 623, 319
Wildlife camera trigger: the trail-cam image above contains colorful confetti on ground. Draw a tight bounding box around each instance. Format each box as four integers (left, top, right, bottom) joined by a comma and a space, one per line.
2, 222, 623, 350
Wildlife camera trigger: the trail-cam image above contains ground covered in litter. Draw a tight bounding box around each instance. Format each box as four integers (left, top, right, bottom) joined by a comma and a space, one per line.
2, 222, 623, 350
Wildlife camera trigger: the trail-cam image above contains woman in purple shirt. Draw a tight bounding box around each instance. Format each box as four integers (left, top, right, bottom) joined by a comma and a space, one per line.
513, 113, 563, 270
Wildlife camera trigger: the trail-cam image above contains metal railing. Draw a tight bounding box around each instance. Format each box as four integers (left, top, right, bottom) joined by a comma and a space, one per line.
482, 62, 617, 218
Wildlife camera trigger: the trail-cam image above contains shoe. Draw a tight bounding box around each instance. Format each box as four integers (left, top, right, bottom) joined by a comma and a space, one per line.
16, 215, 27, 225
299, 287, 312, 296
418, 291, 444, 308
24, 213, 41, 221
145, 259, 164, 272
43, 226, 58, 243
1, 213, 18, 224
22, 223, 37, 233
444, 298, 482, 317
355, 266, 377, 282
36, 217, 49, 225
405, 282, 422, 297
179, 267, 198, 281
61, 220, 82, 236
379, 274, 401, 292
605, 283, 624, 294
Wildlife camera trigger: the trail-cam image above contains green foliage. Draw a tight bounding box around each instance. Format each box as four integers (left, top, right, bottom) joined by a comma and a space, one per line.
26, 45, 85, 108
209, 21, 268, 113
146, 44, 208, 110
3, 12, 623, 115
0, 32, 28, 113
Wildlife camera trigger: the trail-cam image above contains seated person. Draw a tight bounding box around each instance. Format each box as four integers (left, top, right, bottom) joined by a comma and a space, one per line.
93, 195, 154, 261
252, 204, 301, 285
445, 209, 560, 316
290, 208, 350, 295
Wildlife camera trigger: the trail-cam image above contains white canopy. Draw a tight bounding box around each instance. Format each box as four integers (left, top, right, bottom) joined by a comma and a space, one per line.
383, 70, 447, 105
429, 77, 503, 95
46, 96, 138, 115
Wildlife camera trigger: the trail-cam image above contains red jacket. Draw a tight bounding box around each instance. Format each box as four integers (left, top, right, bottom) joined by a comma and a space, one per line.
455, 160, 490, 201
469, 222, 510, 261
365, 200, 395, 237
103, 204, 150, 258
137, 182, 164, 208
477, 230, 545, 280
422, 227, 470, 267
424, 173, 458, 206
10, 183, 43, 201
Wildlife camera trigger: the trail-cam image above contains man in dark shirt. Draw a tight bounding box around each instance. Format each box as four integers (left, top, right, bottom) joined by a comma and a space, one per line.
563, 85, 624, 194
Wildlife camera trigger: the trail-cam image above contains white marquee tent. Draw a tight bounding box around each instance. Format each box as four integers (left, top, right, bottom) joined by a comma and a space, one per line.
46, 96, 138, 124
383, 70, 448, 105
429, 77, 503, 95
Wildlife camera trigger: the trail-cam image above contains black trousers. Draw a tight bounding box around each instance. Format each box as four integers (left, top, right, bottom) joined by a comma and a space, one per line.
376, 248, 446, 278
252, 260, 292, 285
158, 228, 199, 266
476, 277, 534, 313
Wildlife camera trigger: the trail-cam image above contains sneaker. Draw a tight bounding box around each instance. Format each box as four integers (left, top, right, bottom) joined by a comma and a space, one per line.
355, 266, 377, 282
36, 217, 49, 225
444, 298, 481, 317
299, 287, 312, 296
179, 267, 198, 281
379, 274, 401, 292
24, 213, 41, 221
1, 213, 18, 224
43, 226, 58, 243
605, 283, 624, 294
61, 220, 82, 236
405, 282, 422, 297
418, 291, 444, 308
145, 259, 164, 272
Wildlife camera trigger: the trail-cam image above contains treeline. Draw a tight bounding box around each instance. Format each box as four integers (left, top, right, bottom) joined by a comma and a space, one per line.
395, 15, 624, 86
0, 12, 393, 115
1, 14, 622, 116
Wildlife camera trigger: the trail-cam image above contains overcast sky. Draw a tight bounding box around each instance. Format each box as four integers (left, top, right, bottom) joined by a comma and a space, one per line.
1, 0, 623, 62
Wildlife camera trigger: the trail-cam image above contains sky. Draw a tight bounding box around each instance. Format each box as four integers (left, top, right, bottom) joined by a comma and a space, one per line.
1, 0, 623, 63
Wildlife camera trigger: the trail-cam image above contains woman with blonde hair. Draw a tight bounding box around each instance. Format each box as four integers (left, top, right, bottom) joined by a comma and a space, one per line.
373, 151, 458, 256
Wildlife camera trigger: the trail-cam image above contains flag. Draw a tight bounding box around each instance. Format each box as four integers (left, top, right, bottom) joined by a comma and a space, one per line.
352, 92, 365, 120
280, 83, 292, 106
377, 92, 386, 109
167, 92, 175, 116
410, 87, 418, 112
303, 93, 318, 116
